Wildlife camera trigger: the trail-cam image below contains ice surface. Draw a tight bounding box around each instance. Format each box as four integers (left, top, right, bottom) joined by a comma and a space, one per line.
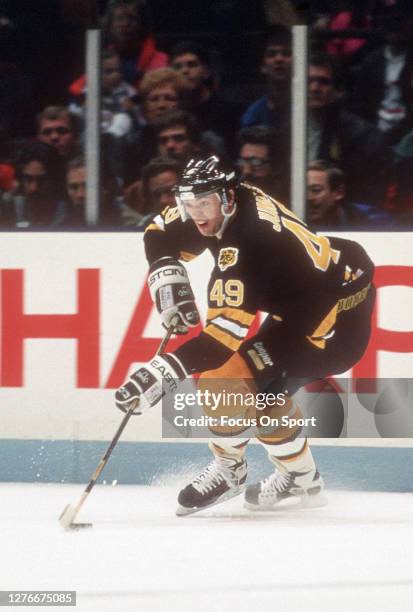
1, 481, 413, 612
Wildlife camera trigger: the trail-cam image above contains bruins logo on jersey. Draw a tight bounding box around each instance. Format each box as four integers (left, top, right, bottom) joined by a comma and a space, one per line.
218, 247, 239, 271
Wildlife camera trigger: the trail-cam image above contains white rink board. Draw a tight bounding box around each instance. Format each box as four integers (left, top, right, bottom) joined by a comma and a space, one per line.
0, 231, 412, 442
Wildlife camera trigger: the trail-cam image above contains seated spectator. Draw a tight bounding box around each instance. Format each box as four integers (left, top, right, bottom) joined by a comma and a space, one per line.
153, 108, 227, 166
64, 155, 123, 228
351, 5, 413, 144
236, 125, 289, 202
37, 106, 80, 160
153, 110, 201, 162
307, 53, 391, 207
142, 156, 180, 213
170, 41, 241, 144
122, 68, 188, 184
12, 142, 66, 228
123, 156, 181, 226
241, 24, 292, 131
69, 49, 142, 138
139, 67, 187, 125
102, 0, 169, 84
307, 159, 391, 226
69, 0, 169, 96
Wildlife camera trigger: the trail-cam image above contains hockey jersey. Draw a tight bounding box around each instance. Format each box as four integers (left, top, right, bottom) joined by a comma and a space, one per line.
144, 183, 374, 374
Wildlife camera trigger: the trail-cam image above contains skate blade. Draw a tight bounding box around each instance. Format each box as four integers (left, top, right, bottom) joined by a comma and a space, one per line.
244, 491, 328, 512
176, 487, 245, 517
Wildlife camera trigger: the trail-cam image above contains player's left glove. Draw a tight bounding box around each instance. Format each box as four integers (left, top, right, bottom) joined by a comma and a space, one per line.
148, 257, 200, 334
115, 354, 187, 415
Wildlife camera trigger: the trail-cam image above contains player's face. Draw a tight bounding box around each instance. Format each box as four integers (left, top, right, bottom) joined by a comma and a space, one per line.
184, 192, 224, 236
307, 170, 340, 222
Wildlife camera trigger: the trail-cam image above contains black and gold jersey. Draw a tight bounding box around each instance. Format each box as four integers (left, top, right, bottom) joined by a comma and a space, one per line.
144, 183, 374, 374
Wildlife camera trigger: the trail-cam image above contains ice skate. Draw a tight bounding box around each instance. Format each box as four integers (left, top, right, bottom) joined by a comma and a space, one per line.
244, 468, 327, 511
176, 456, 247, 516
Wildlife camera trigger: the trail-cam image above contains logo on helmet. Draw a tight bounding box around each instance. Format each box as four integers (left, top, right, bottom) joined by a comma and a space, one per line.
218, 247, 239, 271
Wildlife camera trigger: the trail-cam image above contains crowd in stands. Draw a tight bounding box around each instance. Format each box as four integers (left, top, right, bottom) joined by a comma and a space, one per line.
1, 0, 413, 230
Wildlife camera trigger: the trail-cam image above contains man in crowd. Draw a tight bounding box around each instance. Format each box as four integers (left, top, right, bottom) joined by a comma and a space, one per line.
154, 110, 201, 162
236, 125, 289, 202
170, 40, 240, 144
307, 160, 391, 226
36, 106, 80, 160
124, 156, 181, 223
13, 142, 66, 228
307, 53, 391, 208
241, 24, 292, 131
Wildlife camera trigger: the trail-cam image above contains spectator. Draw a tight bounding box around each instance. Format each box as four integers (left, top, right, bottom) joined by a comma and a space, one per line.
141, 156, 181, 214
351, 5, 413, 144
307, 159, 391, 226
236, 125, 289, 201
64, 155, 123, 228
69, 49, 141, 138
12, 142, 66, 228
37, 106, 80, 160
69, 0, 169, 97
170, 41, 241, 143
102, 0, 169, 84
122, 68, 188, 184
123, 157, 181, 225
139, 67, 187, 124
154, 110, 201, 162
241, 24, 292, 131
307, 53, 391, 207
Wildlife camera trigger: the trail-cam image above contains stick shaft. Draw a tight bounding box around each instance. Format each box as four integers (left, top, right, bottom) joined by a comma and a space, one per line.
67, 321, 176, 521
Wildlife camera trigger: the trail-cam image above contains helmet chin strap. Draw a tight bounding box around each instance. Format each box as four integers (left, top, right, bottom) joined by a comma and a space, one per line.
214, 191, 236, 239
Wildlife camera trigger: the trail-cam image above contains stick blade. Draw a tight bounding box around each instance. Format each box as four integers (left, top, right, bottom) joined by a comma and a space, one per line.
59, 504, 77, 528
59, 504, 92, 530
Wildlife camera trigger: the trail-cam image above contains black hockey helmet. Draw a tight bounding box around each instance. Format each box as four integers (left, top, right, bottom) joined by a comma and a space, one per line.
174, 156, 236, 222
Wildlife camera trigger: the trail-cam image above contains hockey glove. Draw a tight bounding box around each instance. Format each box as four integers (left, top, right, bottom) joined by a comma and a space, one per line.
115, 353, 187, 415
148, 257, 200, 334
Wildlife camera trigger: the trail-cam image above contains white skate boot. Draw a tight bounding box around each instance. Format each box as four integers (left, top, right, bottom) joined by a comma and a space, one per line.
176, 456, 247, 516
244, 468, 327, 511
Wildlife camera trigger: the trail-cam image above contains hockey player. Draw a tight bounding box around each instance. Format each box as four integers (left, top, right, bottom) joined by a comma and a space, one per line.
115, 156, 375, 515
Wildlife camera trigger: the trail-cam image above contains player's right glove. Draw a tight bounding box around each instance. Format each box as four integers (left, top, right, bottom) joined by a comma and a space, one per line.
115, 353, 187, 415
148, 257, 200, 334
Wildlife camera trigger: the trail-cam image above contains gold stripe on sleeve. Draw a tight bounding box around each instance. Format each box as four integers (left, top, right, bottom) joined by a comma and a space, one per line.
204, 323, 243, 352
207, 307, 255, 327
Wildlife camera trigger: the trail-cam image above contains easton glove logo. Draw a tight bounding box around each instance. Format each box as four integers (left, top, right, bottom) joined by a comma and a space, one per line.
218, 247, 239, 271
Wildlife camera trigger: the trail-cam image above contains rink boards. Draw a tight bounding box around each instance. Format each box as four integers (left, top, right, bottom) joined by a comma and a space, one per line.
0, 231, 412, 485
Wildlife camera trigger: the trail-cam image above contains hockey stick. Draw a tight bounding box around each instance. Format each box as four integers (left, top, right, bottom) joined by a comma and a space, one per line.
58, 320, 177, 530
